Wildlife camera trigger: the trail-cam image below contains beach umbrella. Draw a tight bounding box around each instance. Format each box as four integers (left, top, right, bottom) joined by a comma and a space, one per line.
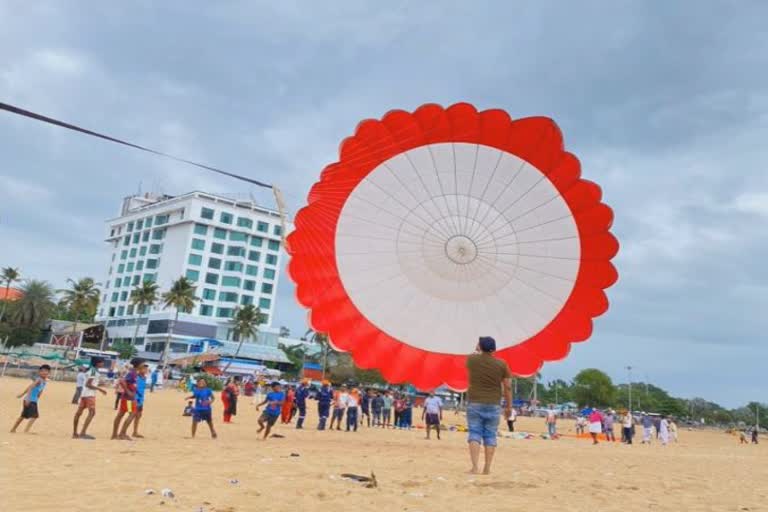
287, 103, 619, 391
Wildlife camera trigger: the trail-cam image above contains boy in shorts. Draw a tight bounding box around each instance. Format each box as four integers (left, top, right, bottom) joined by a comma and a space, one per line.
186, 377, 217, 439
73, 358, 108, 439
422, 392, 443, 440
256, 381, 284, 440
112, 360, 140, 440
122, 361, 149, 438
11, 364, 50, 433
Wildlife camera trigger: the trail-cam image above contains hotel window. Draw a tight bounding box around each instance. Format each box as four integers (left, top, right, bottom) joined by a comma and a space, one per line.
115, 278, 122, 288
244, 280, 256, 291
132, 275, 140, 286
111, 292, 119, 302
117, 264, 125, 273
200, 305, 213, 316
143, 274, 156, 283
262, 283, 274, 294
155, 214, 169, 225
136, 220, 143, 230
142, 231, 150, 242
229, 231, 247, 242
201, 207, 214, 220
237, 217, 253, 229
205, 273, 219, 285
224, 261, 243, 272
211, 242, 224, 254
257, 221, 269, 233
216, 307, 233, 318
227, 246, 245, 257
259, 297, 271, 309
268, 240, 280, 251
241, 295, 253, 306
214, 228, 227, 240
152, 228, 166, 240
274, 225, 283, 236
248, 251, 260, 262
109, 307, 116, 317
220, 291, 238, 302
186, 269, 200, 282
191, 238, 205, 250
263, 268, 275, 280
120, 291, 128, 301
129, 248, 137, 258
123, 235, 130, 246
149, 244, 162, 255
245, 265, 258, 276
250, 236, 263, 247
127, 305, 135, 315
208, 257, 222, 269
145, 217, 153, 228
194, 223, 208, 235
220, 212, 233, 224
188, 254, 203, 266
136, 261, 144, 271
132, 233, 140, 244
139, 246, 147, 256
222, 276, 241, 287
266, 254, 277, 265
117, 306, 125, 316
146, 259, 158, 269
202, 289, 216, 300
126, 262, 135, 272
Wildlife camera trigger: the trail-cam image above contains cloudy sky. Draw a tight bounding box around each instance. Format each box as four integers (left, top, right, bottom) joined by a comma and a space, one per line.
2, 1, 766, 406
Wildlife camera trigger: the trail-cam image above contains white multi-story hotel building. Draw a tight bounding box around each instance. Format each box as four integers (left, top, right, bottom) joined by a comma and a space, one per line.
95, 191, 288, 362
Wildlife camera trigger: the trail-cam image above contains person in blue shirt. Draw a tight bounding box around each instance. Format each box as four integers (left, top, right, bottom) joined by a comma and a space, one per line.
294, 379, 310, 429
11, 364, 50, 434
185, 377, 217, 439
123, 362, 149, 438
150, 367, 159, 392
256, 381, 285, 440
316, 381, 333, 430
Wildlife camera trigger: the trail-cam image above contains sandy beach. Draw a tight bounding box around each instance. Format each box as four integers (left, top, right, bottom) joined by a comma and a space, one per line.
1, 376, 765, 512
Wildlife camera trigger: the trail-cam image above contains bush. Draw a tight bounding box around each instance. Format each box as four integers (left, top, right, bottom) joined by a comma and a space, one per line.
192, 372, 223, 391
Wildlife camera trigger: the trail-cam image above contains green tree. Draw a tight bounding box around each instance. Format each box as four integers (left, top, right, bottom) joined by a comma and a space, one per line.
278, 342, 308, 376
222, 304, 266, 373
0, 266, 20, 321
129, 281, 159, 346
161, 277, 199, 368
572, 368, 615, 407
12, 279, 55, 328
304, 329, 332, 379
58, 277, 101, 344
111, 340, 137, 360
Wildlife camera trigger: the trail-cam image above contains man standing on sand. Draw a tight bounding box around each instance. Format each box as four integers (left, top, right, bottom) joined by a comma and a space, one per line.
466, 336, 512, 475
72, 366, 87, 404
73, 358, 108, 439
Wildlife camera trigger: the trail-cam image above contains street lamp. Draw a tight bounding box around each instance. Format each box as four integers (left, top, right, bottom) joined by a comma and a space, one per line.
625, 365, 633, 412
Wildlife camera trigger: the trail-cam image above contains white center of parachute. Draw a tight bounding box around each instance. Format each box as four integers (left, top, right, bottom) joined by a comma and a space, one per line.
334, 143, 581, 355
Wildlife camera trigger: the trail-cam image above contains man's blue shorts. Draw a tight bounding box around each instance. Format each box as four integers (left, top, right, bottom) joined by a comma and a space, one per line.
467, 403, 501, 447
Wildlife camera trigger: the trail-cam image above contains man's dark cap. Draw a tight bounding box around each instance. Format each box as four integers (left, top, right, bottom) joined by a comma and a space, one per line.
479, 336, 496, 353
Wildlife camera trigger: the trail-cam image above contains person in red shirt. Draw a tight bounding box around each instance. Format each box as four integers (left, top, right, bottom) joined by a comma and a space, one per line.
111, 360, 140, 440
281, 386, 295, 424
588, 409, 604, 445
221, 377, 240, 423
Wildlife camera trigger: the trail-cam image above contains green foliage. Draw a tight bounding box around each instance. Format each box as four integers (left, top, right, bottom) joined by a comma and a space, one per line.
162, 277, 199, 313
192, 372, 223, 391
130, 281, 159, 311
11, 280, 56, 328
0, 322, 42, 347
278, 343, 307, 376
572, 368, 615, 407
111, 341, 137, 360
58, 277, 100, 324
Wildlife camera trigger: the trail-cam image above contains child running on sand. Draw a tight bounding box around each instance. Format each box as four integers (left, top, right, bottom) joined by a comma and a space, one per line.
10, 364, 50, 434
256, 381, 285, 440
183, 400, 194, 416
186, 378, 217, 439
112, 360, 139, 440
123, 361, 149, 439
73, 358, 108, 439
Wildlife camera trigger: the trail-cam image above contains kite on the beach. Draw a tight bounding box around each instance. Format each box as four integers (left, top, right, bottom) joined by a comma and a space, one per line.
287, 103, 618, 390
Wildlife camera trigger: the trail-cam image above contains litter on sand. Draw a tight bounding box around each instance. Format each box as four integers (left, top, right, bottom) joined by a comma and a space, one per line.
144, 489, 156, 495
161, 488, 175, 498
340, 472, 378, 489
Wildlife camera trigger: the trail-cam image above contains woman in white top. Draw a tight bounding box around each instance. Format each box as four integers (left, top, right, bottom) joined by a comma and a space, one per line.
506, 407, 517, 432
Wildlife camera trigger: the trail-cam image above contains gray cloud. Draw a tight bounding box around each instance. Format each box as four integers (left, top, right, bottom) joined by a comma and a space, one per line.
2, 1, 766, 406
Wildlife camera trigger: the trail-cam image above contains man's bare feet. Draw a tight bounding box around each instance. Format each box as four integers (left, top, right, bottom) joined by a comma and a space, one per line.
212, 433, 218, 439
482, 469, 491, 475
132, 434, 145, 438
110, 435, 118, 440
118, 434, 132, 441
467, 468, 479, 474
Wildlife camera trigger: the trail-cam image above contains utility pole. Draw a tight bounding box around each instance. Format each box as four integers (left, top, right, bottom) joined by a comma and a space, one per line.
625, 365, 633, 412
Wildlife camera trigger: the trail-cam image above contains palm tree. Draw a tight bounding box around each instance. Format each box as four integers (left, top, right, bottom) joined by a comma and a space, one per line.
58, 278, 101, 349
0, 267, 20, 321
222, 304, 266, 373
12, 280, 55, 327
304, 329, 332, 379
278, 342, 308, 377
129, 281, 159, 347
160, 277, 199, 368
